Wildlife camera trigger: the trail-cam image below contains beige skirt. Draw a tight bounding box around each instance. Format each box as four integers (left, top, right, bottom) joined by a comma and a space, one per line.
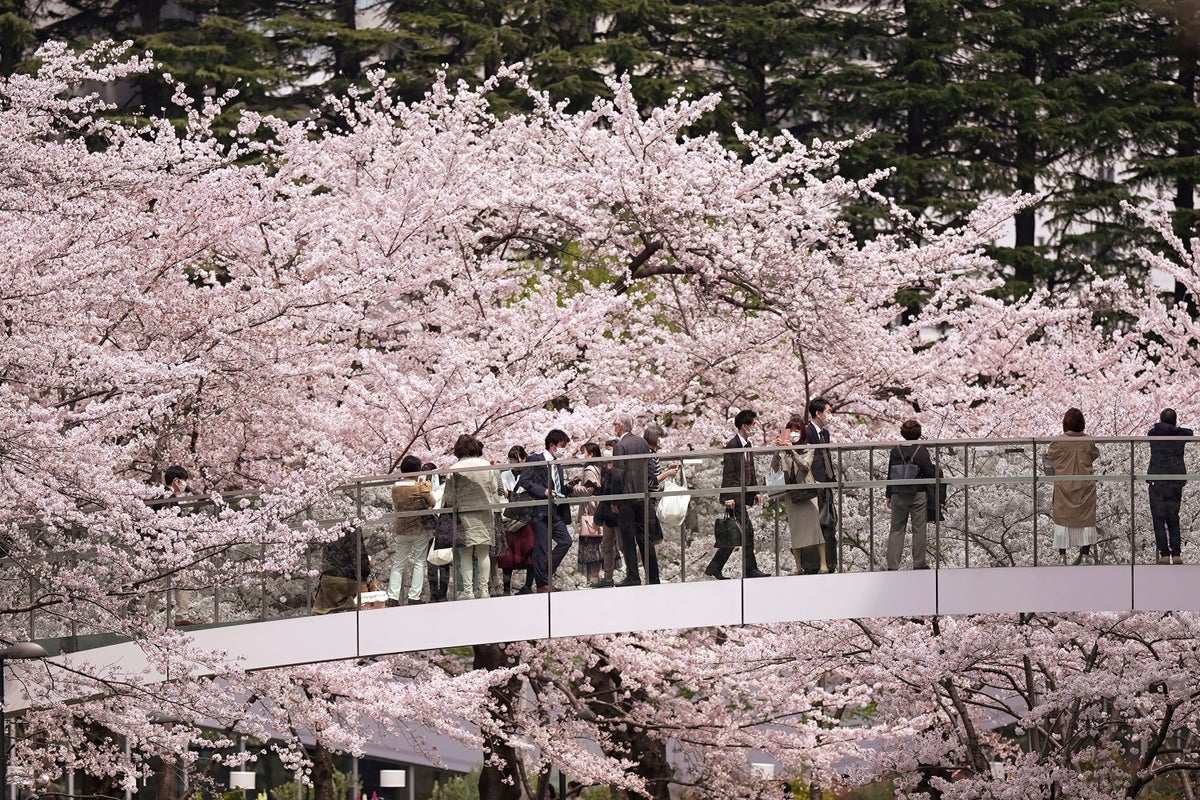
784, 496, 823, 549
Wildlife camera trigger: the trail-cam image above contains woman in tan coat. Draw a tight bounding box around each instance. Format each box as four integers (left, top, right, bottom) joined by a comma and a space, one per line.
1046, 407, 1101, 564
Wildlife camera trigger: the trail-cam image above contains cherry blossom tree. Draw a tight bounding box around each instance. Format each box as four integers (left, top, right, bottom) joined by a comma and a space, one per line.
6, 38, 1200, 800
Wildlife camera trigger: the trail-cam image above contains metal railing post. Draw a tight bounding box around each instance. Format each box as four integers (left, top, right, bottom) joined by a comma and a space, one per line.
835, 447, 843, 573
1032, 440, 1039, 567
355, 480, 364, 610
868, 448, 875, 570
1129, 439, 1136, 565
932, 444, 940, 570
304, 507, 315, 615
642, 457, 651, 582
962, 445, 970, 569
739, 447, 747, 578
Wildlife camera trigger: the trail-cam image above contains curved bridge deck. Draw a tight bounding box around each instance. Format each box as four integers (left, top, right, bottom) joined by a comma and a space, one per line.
36, 564, 1200, 703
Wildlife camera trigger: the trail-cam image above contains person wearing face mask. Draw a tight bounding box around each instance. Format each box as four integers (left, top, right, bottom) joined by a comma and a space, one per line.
803, 397, 839, 574
516, 428, 576, 592
706, 409, 769, 579
773, 416, 826, 574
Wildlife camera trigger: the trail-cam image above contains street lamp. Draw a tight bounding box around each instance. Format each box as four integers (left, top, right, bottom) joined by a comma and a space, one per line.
2, 642, 50, 800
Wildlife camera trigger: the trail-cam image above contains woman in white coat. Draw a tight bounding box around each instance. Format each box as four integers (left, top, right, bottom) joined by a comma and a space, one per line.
442, 434, 501, 599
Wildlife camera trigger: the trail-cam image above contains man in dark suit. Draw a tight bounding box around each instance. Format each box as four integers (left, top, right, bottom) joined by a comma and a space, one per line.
802, 397, 838, 574
517, 429, 574, 592
706, 409, 768, 579
610, 414, 658, 585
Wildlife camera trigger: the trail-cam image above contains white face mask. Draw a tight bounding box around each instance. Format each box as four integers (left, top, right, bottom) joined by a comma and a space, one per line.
603, 449, 613, 458
790, 431, 803, 444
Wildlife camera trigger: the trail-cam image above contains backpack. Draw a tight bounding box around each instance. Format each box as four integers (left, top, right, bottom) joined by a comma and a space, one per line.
888, 446, 922, 493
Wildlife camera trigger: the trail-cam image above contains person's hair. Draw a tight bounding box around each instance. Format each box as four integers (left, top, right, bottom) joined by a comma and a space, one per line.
420, 461, 437, 472
399, 455, 423, 475
605, 438, 618, 449
454, 434, 484, 459
546, 429, 570, 449
614, 414, 634, 433
1063, 407, 1085, 433
644, 423, 664, 449
785, 414, 805, 431
164, 465, 189, 487
581, 442, 602, 458
507, 445, 527, 462
808, 397, 830, 417
900, 419, 922, 440
1161, 408, 1178, 426
734, 409, 757, 430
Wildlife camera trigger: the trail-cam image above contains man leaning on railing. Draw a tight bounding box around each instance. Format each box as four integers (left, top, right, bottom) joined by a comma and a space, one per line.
1148, 408, 1193, 565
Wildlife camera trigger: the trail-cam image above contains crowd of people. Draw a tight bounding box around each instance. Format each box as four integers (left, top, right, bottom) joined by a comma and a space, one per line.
296, 401, 1195, 611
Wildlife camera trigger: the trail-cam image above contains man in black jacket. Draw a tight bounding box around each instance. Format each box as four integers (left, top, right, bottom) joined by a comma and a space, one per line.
803, 397, 839, 574
1148, 408, 1194, 564
706, 409, 768, 579
517, 429, 576, 592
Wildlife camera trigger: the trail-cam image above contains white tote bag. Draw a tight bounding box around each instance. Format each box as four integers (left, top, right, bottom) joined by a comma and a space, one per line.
656, 467, 690, 529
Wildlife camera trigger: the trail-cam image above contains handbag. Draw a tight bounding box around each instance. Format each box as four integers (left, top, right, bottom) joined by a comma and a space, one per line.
786, 458, 820, 503
819, 498, 837, 529
714, 511, 743, 548
504, 489, 535, 521
427, 544, 454, 566
432, 513, 455, 548
592, 466, 620, 527
656, 468, 690, 528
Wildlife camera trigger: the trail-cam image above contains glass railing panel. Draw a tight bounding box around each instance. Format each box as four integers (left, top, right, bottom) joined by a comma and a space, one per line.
952, 441, 1038, 568
1093, 440, 1134, 566
28, 436, 1200, 648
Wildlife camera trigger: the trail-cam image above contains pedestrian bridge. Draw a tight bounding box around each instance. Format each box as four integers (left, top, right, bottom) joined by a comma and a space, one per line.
23, 562, 1200, 710
9, 433, 1200, 708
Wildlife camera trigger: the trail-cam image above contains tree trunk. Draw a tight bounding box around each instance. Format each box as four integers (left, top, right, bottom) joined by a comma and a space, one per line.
474, 644, 524, 800
312, 743, 336, 800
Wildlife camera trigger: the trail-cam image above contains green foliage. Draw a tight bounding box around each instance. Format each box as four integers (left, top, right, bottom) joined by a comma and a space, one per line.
6, 0, 1200, 293
428, 767, 480, 800
269, 767, 358, 800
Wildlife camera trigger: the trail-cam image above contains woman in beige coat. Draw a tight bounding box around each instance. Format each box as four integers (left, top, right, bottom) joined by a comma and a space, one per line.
443, 434, 501, 599
1046, 407, 1101, 565
773, 416, 826, 574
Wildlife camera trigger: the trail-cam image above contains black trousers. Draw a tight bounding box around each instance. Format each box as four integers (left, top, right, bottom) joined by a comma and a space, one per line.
706, 505, 759, 576
618, 500, 659, 584
529, 515, 572, 589
1150, 481, 1185, 557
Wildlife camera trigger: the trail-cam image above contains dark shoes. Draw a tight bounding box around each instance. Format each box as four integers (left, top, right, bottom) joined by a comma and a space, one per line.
384, 598, 401, 608
704, 567, 728, 580
173, 618, 199, 627
616, 577, 642, 587
591, 577, 615, 588
745, 570, 770, 579
406, 599, 424, 606
516, 584, 533, 595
